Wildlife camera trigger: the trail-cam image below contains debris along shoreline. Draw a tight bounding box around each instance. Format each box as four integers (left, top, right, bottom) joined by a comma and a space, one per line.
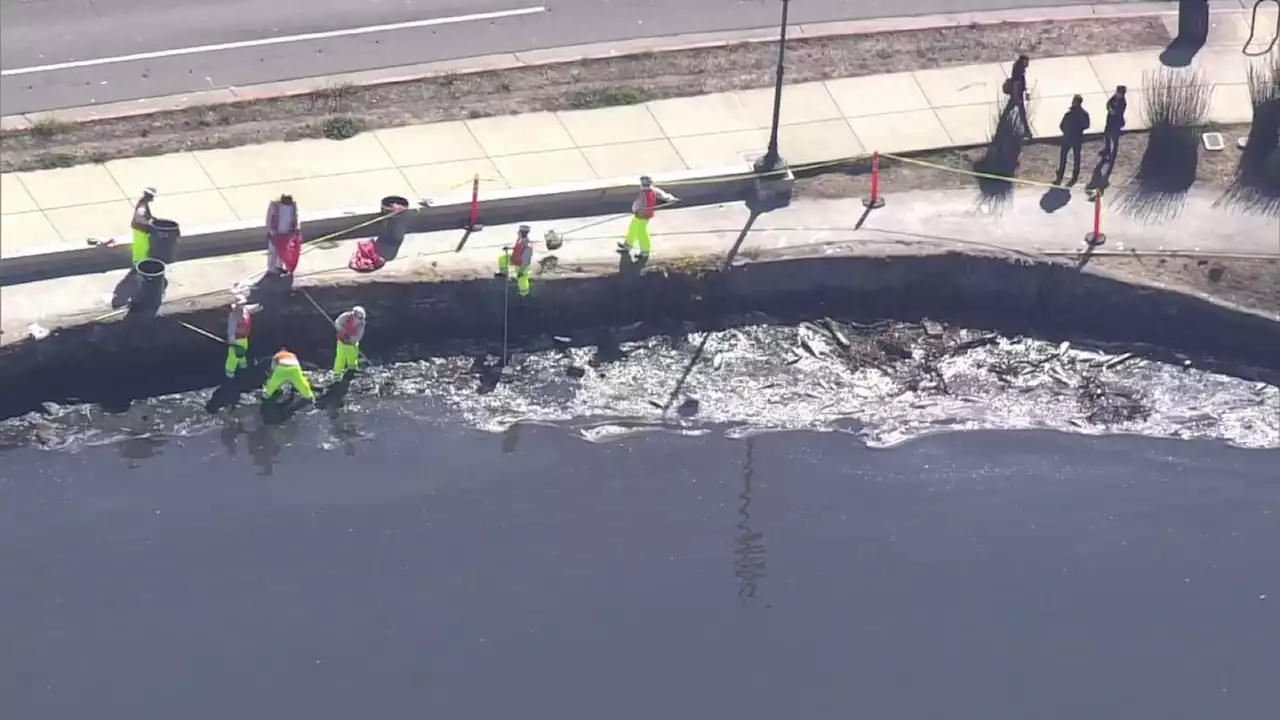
1, 248, 1277, 423
0, 16, 1171, 173
9, 315, 1278, 452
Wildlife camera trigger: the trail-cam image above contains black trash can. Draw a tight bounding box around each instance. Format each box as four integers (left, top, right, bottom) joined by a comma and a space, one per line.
149, 218, 181, 264
132, 258, 167, 311
377, 196, 410, 247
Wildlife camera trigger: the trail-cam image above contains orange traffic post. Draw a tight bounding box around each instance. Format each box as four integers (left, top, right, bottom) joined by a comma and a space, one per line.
862, 151, 886, 209
1085, 189, 1105, 246
465, 174, 484, 231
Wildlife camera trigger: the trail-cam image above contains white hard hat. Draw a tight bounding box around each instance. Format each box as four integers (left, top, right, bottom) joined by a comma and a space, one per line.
142, 186, 157, 197
353, 306, 366, 318
639, 175, 652, 187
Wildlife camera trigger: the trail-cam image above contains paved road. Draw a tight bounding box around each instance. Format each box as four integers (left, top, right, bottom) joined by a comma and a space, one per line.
1, 0, 1158, 115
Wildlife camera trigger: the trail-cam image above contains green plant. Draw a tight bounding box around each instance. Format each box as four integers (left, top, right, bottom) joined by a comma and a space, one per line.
567, 86, 650, 110
38, 153, 76, 169
322, 116, 364, 140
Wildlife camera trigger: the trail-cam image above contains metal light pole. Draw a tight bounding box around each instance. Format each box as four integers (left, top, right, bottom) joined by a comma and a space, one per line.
753, 0, 791, 174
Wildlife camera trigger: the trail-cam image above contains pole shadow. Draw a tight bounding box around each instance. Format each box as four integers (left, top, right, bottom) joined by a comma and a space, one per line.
1159, 0, 1210, 67
454, 228, 475, 253
659, 208, 763, 413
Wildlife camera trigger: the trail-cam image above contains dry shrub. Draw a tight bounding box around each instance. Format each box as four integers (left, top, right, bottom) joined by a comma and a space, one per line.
1138, 67, 1212, 193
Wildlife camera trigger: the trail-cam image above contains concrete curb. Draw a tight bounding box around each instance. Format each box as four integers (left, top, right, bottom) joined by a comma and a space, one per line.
0, 163, 781, 286
0, 0, 1229, 130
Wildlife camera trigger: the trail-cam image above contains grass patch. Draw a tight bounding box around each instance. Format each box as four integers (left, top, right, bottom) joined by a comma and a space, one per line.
30, 117, 69, 138
309, 81, 358, 115
567, 86, 651, 110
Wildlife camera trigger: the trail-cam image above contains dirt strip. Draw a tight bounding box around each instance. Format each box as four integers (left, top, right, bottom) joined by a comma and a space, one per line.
0, 17, 1170, 173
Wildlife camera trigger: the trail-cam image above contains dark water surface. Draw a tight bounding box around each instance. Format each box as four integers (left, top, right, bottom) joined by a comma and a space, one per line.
2, 417, 1278, 719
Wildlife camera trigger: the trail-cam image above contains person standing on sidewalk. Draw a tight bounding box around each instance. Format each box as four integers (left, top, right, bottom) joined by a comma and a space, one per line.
129, 187, 157, 267
1056, 95, 1091, 185
496, 225, 534, 297
332, 305, 367, 378
1002, 55, 1033, 140
265, 194, 301, 276
1101, 85, 1128, 160
618, 175, 679, 258
224, 295, 263, 379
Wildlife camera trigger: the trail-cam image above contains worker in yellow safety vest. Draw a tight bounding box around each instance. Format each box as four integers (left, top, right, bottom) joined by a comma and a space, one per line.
225, 295, 263, 378
130, 187, 157, 266
263, 348, 315, 402
496, 224, 534, 297
618, 175, 679, 257
332, 306, 367, 377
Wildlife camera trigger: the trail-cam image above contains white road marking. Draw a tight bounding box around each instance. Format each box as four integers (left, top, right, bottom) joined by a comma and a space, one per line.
1, 6, 548, 77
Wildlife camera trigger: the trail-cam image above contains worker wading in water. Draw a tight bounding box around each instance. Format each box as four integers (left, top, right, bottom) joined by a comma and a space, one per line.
130, 187, 157, 266
263, 348, 315, 402
496, 225, 534, 297
618, 175, 679, 258
332, 306, 367, 377
225, 295, 263, 378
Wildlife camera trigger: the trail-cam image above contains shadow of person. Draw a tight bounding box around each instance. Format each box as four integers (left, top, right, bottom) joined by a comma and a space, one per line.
111, 269, 138, 309
1085, 156, 1117, 195
249, 271, 294, 303
316, 371, 355, 411
1039, 186, 1073, 213
618, 249, 649, 277
260, 391, 310, 426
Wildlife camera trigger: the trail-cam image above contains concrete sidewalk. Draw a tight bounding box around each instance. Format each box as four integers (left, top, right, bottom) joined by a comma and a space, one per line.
0, 5, 1274, 260
4, 186, 1277, 343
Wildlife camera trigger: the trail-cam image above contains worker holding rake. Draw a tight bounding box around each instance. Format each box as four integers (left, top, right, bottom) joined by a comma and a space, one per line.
618, 175, 679, 258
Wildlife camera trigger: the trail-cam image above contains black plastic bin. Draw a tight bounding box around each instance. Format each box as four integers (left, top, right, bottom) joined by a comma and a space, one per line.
377, 196, 410, 247
132, 258, 168, 311
149, 218, 181, 264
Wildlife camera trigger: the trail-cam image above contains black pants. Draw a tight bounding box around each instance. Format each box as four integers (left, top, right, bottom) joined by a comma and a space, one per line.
1102, 126, 1122, 157
1058, 140, 1082, 183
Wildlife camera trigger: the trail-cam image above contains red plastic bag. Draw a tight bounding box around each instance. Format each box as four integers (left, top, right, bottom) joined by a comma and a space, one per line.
271, 231, 302, 273
348, 239, 385, 273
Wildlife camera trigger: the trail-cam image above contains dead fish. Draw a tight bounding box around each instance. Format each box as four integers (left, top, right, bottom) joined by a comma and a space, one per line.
922, 319, 944, 337
822, 318, 851, 349
1057, 341, 1071, 358
1104, 352, 1135, 370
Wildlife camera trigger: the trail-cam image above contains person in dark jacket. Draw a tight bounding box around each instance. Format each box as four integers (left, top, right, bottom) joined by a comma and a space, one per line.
1056, 95, 1091, 185
1101, 85, 1128, 159
1002, 55, 1033, 140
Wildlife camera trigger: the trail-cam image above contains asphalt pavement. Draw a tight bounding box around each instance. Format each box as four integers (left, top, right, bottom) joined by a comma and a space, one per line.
0, 0, 1158, 115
